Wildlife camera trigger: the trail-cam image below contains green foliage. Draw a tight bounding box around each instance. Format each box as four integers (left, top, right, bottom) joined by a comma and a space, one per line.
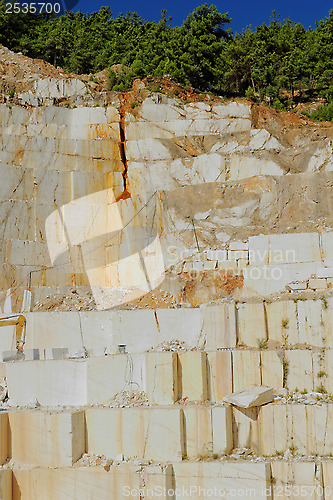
308, 102, 333, 122
320, 85, 333, 102
130, 59, 145, 78
283, 358, 289, 388
8, 88, 14, 98
0, 1, 332, 104
289, 444, 298, 456
107, 58, 150, 91
257, 338, 268, 350
107, 69, 118, 90
272, 98, 284, 110
281, 318, 289, 328
317, 383, 327, 394
174, 4, 231, 90
107, 68, 133, 92
245, 86, 255, 100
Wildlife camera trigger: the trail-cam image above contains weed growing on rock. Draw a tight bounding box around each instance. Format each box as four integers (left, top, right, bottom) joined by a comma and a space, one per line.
257, 338, 268, 350
283, 358, 289, 388
317, 383, 327, 394
281, 318, 289, 328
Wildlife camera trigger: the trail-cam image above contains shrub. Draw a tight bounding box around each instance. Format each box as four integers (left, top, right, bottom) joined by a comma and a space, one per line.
272, 98, 284, 110
107, 66, 140, 92
113, 83, 125, 92
309, 102, 333, 122
107, 69, 118, 90
320, 85, 333, 102
300, 108, 310, 117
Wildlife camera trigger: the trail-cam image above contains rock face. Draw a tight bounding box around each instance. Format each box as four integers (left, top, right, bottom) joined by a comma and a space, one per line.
1, 47, 333, 310
0, 45, 87, 101
2, 47, 333, 500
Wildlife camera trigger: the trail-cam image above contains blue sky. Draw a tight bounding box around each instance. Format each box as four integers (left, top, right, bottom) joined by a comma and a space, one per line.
70, 1, 332, 33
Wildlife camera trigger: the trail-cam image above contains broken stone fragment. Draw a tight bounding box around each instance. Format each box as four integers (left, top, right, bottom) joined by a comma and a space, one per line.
0, 380, 7, 402
223, 385, 274, 408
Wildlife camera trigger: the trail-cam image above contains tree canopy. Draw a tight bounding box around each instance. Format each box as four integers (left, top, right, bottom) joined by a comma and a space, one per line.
0, 1, 332, 109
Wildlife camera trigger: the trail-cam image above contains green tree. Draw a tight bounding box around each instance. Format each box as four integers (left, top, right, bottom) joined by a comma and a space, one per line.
175, 4, 231, 89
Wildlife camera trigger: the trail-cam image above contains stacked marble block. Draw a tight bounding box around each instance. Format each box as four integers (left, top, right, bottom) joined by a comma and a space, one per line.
184, 231, 333, 297
0, 405, 332, 498
5, 349, 333, 453
4, 297, 333, 402
2, 461, 332, 499
0, 299, 332, 497
6, 346, 332, 407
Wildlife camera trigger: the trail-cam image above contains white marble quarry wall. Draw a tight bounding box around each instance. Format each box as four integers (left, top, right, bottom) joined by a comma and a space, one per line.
124, 99, 287, 196
240, 231, 333, 295
179, 230, 333, 297
6, 364, 333, 459
2, 296, 333, 356
1, 98, 333, 308
242, 231, 333, 295
33, 78, 87, 99
1, 304, 235, 353
11, 461, 331, 500
19, 78, 87, 106
0, 104, 124, 303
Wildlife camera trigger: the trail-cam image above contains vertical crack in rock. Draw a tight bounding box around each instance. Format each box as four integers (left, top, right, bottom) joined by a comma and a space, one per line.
117, 106, 131, 201
154, 310, 160, 333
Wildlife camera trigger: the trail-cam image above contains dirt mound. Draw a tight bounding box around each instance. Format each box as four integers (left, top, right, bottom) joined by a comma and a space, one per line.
33, 288, 96, 312
251, 102, 333, 149
0, 45, 77, 94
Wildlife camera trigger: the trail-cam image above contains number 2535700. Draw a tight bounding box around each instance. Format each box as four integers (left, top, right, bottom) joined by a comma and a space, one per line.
6, 3, 61, 14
